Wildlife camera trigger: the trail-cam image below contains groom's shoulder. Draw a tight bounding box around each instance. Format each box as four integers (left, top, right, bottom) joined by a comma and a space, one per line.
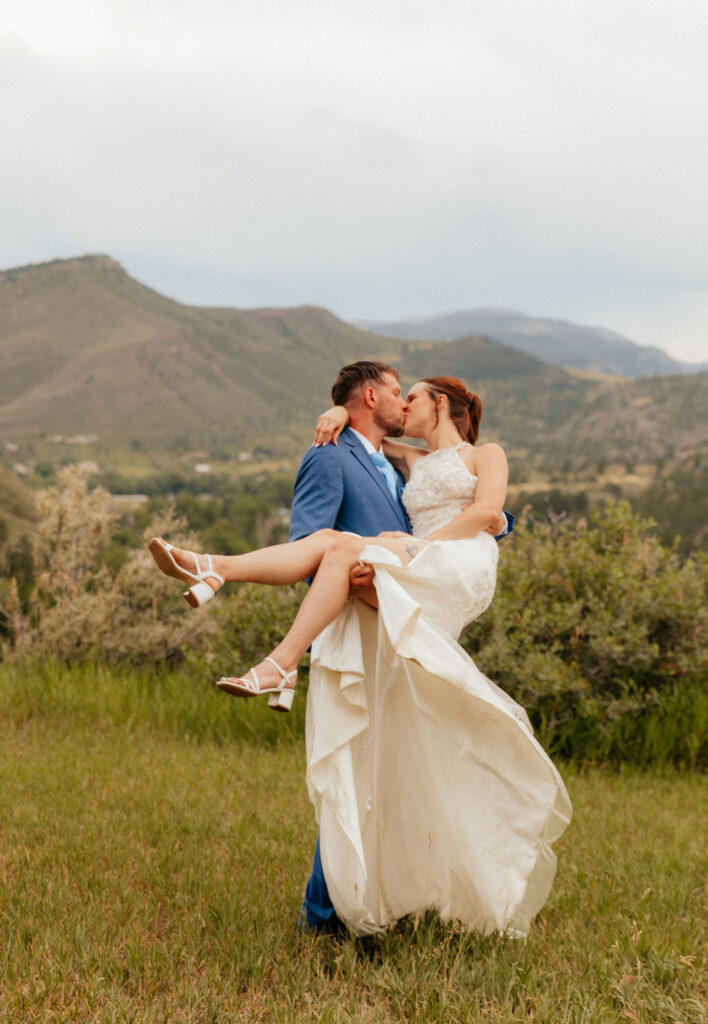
294, 439, 349, 489
297, 441, 344, 472
297, 430, 357, 470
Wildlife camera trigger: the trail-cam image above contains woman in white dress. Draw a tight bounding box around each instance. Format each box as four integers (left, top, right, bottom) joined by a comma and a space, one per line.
149, 376, 571, 937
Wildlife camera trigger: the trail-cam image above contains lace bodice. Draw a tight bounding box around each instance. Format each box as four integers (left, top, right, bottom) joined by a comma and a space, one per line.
403, 444, 478, 537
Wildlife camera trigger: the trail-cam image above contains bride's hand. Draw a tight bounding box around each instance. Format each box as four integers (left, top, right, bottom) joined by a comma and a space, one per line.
377, 530, 412, 539
313, 405, 349, 446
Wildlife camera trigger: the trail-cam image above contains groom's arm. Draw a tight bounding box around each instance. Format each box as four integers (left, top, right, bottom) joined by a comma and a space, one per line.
289, 445, 344, 542
487, 510, 514, 539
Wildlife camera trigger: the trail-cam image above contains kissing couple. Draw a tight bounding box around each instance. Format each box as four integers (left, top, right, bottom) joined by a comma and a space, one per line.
150, 360, 571, 937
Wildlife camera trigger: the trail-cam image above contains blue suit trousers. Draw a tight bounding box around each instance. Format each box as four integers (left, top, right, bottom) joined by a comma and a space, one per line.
300, 834, 342, 932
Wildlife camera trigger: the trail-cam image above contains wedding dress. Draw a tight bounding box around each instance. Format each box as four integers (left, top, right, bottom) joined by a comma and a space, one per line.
306, 444, 572, 937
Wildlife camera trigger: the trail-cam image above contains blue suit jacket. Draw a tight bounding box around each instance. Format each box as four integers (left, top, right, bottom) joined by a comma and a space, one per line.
289, 428, 411, 541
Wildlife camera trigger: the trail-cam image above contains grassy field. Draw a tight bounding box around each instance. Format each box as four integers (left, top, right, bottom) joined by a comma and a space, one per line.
0, 664, 706, 1023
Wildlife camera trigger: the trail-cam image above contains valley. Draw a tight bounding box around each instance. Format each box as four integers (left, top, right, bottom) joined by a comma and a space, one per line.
1, 255, 706, 553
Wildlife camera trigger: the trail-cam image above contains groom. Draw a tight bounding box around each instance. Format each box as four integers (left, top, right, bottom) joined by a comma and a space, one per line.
289, 361, 410, 543
289, 360, 510, 932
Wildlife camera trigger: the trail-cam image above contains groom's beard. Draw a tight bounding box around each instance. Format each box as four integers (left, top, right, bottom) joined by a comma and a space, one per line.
374, 410, 405, 437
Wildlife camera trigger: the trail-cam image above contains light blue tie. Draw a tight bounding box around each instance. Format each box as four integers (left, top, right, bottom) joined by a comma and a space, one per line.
369, 451, 399, 500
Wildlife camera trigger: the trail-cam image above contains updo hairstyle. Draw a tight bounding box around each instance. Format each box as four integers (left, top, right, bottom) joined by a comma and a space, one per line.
423, 376, 482, 445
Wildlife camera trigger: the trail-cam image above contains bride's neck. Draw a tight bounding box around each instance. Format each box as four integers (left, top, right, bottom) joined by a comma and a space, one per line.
424, 424, 466, 451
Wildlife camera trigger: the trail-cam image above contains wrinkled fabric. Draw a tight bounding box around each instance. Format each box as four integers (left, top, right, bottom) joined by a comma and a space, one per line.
306, 520, 572, 937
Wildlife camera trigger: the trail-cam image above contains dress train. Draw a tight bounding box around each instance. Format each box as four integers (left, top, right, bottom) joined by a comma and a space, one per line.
306, 537, 572, 937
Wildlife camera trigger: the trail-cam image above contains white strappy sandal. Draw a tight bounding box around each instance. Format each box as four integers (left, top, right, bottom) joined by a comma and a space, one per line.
216, 656, 298, 712
148, 537, 225, 607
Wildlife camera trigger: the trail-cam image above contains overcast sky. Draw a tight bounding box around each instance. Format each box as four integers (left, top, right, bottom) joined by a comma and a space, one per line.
2, 0, 707, 361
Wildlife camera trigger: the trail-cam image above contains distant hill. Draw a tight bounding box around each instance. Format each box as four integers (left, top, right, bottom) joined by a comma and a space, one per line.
394, 335, 708, 468
360, 309, 707, 378
0, 255, 390, 454
1, 256, 706, 473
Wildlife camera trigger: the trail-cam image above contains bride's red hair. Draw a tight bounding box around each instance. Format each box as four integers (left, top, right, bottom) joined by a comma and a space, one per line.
423, 377, 482, 444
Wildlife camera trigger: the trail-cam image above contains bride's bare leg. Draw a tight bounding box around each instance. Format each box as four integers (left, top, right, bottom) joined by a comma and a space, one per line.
226, 534, 426, 691
164, 529, 342, 591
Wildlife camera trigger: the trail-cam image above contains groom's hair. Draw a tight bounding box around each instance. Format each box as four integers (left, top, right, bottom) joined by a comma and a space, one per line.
331, 361, 400, 406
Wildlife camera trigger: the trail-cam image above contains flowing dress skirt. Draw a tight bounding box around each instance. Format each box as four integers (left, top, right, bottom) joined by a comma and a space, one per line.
306, 532, 572, 936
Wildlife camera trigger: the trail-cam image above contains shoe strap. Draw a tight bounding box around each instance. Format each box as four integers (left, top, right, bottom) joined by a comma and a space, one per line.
204, 554, 225, 585
242, 667, 259, 692
187, 550, 224, 586
265, 656, 296, 689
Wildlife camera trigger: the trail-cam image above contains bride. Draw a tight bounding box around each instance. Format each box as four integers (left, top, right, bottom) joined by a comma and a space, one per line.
149, 376, 571, 936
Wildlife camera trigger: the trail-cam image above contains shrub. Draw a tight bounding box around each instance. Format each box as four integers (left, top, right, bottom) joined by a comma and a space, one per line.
463, 501, 708, 765
3, 473, 707, 766
3, 467, 210, 665
185, 582, 309, 684
0, 467, 306, 682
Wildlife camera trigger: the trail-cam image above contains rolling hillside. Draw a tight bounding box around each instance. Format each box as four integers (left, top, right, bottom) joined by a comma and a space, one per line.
1, 256, 706, 472
0, 256, 391, 454
362, 309, 707, 377
395, 336, 708, 467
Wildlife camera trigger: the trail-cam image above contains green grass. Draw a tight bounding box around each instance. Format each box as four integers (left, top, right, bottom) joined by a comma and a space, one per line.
0, 664, 706, 1022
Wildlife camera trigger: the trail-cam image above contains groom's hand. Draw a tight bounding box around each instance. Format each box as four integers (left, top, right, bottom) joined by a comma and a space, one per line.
485, 510, 507, 537
349, 562, 378, 608
349, 562, 375, 592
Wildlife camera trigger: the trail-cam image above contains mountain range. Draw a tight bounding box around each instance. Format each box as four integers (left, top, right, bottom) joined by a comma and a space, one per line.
0, 255, 384, 455
360, 310, 707, 377
1, 256, 706, 473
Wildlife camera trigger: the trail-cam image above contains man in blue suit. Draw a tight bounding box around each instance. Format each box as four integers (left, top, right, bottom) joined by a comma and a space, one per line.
290, 360, 510, 933
289, 361, 411, 544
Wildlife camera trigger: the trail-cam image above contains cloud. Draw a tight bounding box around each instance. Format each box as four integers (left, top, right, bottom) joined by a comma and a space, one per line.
1, 0, 707, 360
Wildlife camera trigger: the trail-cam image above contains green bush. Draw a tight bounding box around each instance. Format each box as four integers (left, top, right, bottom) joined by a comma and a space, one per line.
463, 501, 708, 766
1, 467, 209, 665
0, 467, 307, 686
185, 583, 309, 684
4, 472, 707, 766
